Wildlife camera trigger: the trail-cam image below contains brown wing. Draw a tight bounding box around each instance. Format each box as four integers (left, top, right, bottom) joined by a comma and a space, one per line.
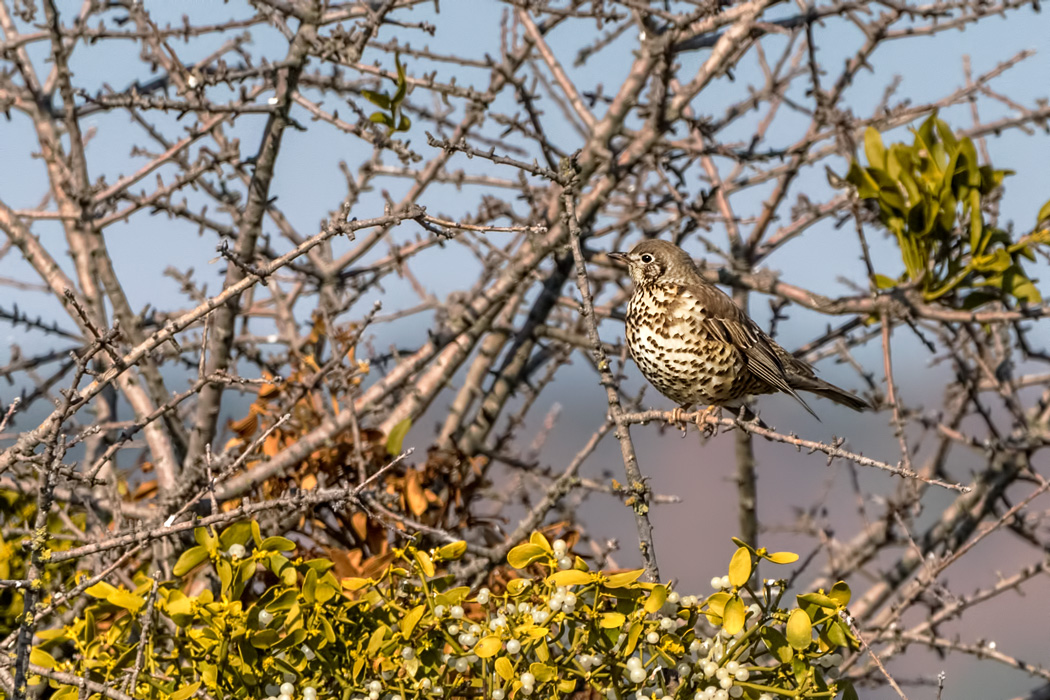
684, 283, 818, 418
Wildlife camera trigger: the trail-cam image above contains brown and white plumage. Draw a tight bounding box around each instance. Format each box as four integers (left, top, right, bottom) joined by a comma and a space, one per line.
608, 239, 869, 417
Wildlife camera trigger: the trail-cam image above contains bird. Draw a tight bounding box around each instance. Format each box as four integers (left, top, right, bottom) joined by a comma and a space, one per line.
607, 239, 869, 424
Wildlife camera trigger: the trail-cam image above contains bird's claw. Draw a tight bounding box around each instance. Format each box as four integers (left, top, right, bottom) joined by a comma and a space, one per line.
669, 407, 689, 432
695, 405, 721, 436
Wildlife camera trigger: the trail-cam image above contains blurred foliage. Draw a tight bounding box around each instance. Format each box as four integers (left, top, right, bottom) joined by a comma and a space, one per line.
362, 52, 412, 134
841, 114, 1049, 307
27, 526, 858, 700
0, 491, 86, 638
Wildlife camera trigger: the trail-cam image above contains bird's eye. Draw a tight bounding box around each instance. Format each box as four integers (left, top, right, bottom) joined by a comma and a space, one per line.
640, 254, 653, 263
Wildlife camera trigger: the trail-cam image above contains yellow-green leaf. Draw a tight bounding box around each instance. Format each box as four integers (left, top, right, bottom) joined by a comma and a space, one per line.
435, 586, 470, 606
367, 625, 388, 656
219, 521, 252, 550
873, 274, 898, 290
624, 621, 642, 656
435, 541, 467, 561
728, 548, 752, 588
84, 581, 118, 600
193, 526, 214, 548
259, 536, 296, 552
165, 591, 193, 623
320, 615, 336, 643
217, 558, 232, 597
600, 612, 626, 628
643, 584, 667, 614
401, 604, 425, 637
845, 161, 879, 198
170, 682, 202, 700
34, 630, 68, 642
495, 656, 514, 681
530, 531, 552, 552
723, 596, 746, 635
826, 620, 848, 648
829, 581, 851, 607
474, 635, 503, 658
506, 578, 531, 596
786, 609, 813, 650
393, 52, 408, 101
547, 570, 591, 587
605, 569, 644, 588
969, 189, 985, 253
385, 417, 412, 456
29, 648, 56, 669
1037, 198, 1050, 223
864, 127, 886, 169
341, 577, 370, 591
172, 545, 210, 577
107, 588, 145, 613
507, 543, 547, 569
414, 550, 435, 578
361, 90, 391, 110
251, 629, 280, 648
530, 662, 555, 682
302, 568, 317, 604
766, 551, 799, 565
704, 592, 731, 620
761, 627, 793, 664
797, 592, 838, 610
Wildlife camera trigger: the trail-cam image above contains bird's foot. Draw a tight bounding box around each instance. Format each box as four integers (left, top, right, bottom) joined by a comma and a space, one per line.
695, 405, 721, 436
669, 406, 690, 432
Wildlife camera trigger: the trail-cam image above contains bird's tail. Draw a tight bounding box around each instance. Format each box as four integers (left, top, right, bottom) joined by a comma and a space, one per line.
789, 375, 870, 412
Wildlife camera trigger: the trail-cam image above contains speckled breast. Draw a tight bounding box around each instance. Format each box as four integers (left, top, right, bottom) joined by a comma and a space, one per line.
625, 283, 750, 407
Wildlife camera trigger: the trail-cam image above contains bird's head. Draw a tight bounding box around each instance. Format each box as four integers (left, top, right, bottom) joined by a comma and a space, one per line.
608, 239, 702, 287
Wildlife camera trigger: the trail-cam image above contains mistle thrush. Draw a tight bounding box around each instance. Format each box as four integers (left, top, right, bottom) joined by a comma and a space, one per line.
608, 240, 869, 419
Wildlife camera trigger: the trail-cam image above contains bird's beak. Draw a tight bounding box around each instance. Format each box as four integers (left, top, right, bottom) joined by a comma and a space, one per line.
607, 251, 629, 265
